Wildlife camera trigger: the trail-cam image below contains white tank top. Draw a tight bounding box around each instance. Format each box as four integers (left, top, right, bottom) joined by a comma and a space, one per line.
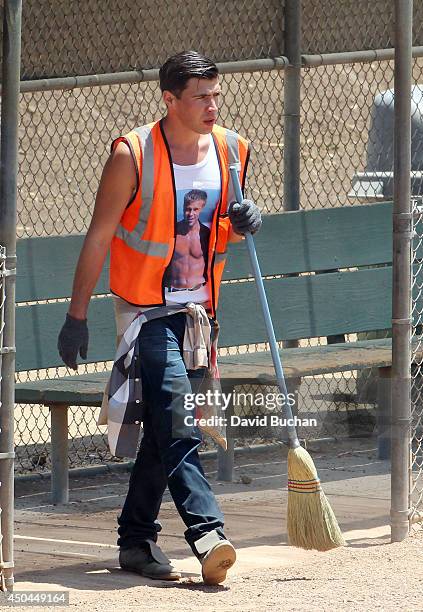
164, 134, 221, 306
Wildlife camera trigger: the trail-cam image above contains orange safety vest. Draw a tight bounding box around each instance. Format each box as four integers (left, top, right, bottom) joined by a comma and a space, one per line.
109, 119, 250, 318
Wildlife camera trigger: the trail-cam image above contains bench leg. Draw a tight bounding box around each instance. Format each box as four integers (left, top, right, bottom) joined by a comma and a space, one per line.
217, 383, 235, 482
377, 367, 392, 460
49, 404, 69, 504
217, 437, 235, 481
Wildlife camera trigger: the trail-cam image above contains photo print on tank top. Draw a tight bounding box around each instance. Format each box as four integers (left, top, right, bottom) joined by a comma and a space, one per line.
164, 135, 221, 306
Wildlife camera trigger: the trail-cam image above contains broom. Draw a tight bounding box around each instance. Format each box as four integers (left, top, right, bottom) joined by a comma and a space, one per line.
229, 165, 346, 552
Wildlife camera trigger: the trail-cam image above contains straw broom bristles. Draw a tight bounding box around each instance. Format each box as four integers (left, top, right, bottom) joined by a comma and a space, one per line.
287, 446, 346, 551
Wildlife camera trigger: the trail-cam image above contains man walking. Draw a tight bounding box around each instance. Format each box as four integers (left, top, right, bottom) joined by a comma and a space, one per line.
58, 51, 261, 585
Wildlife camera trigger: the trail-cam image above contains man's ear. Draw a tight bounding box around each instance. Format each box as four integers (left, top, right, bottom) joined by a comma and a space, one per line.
162, 90, 175, 110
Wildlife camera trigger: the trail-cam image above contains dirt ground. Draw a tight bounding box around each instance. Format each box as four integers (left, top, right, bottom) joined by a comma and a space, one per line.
6, 439, 422, 611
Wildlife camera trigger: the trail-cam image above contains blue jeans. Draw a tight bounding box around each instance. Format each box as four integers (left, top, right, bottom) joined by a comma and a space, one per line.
117, 313, 225, 556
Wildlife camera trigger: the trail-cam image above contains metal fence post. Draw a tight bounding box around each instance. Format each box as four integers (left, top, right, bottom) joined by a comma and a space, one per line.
283, 0, 301, 356
283, 0, 301, 214
391, 0, 413, 543
0, 0, 23, 590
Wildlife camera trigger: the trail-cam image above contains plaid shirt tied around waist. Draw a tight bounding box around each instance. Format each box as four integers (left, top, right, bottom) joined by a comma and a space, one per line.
100, 302, 227, 458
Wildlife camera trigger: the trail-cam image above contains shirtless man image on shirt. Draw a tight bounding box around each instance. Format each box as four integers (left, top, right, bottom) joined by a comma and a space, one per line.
166, 189, 210, 291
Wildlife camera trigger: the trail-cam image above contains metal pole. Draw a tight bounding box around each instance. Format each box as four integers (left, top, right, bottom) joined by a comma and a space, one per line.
0, 0, 22, 590
391, 0, 413, 543
50, 406, 69, 504
283, 0, 301, 214
301, 46, 423, 67
10, 57, 289, 95
283, 0, 302, 354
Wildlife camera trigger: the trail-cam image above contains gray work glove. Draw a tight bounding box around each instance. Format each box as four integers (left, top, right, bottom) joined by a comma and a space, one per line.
228, 199, 262, 235
57, 313, 89, 370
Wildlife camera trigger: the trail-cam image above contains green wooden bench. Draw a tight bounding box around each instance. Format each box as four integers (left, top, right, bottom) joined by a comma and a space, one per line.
15, 201, 411, 502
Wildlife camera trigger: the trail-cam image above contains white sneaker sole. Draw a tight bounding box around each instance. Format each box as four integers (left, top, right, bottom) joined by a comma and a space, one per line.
201, 541, 236, 585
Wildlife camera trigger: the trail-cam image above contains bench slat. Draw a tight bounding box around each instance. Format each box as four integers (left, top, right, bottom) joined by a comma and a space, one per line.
16, 235, 110, 303
15, 338, 397, 405
17, 202, 395, 302
223, 202, 394, 280
218, 337, 395, 377
15, 371, 110, 405
218, 266, 393, 347
16, 297, 115, 371
17, 266, 397, 371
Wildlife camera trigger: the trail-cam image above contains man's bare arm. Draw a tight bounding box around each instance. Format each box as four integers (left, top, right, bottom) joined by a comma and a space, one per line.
68, 142, 137, 320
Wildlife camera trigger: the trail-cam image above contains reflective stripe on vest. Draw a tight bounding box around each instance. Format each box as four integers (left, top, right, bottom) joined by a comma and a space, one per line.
216, 128, 241, 266
225, 128, 241, 205
115, 124, 168, 258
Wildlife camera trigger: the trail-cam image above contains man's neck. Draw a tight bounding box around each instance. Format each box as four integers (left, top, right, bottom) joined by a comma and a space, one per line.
162, 116, 207, 152
180, 220, 201, 234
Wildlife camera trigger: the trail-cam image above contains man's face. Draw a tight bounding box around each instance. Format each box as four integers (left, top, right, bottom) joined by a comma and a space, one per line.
184, 199, 205, 226
165, 77, 221, 134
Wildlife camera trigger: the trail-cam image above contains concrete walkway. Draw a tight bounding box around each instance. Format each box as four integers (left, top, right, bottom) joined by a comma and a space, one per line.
11, 438, 393, 591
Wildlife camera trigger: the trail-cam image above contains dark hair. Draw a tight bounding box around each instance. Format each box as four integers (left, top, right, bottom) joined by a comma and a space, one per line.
184, 189, 207, 207
159, 51, 218, 97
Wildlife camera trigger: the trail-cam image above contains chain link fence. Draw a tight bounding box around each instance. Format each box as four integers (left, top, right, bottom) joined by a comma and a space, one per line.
15, 1, 283, 79
299, 55, 423, 527
295, 58, 396, 446
9, 0, 423, 528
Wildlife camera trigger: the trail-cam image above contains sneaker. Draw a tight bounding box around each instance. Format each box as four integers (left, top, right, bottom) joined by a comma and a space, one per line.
199, 539, 236, 585
119, 540, 181, 581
